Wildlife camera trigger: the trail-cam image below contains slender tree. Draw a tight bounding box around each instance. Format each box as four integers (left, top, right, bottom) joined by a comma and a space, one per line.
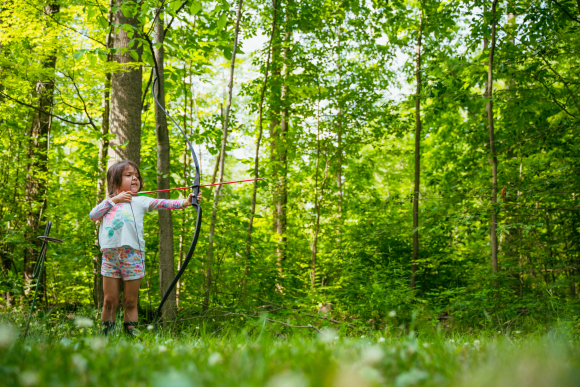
410, 9, 423, 289
486, 0, 500, 273
244, 0, 278, 286
204, 0, 244, 312
152, 8, 177, 321
24, 2, 60, 296
92, 0, 115, 309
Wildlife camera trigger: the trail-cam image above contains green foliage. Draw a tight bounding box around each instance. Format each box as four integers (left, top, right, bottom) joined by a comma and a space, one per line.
1, 0, 580, 334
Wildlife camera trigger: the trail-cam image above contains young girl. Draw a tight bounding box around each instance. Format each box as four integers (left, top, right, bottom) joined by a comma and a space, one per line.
89, 160, 201, 336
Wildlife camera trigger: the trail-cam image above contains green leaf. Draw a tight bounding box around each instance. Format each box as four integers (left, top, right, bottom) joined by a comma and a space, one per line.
97, 16, 109, 29
190, 1, 202, 15
170, 0, 182, 12
73, 50, 87, 60
223, 47, 232, 60
217, 13, 227, 30
129, 50, 139, 61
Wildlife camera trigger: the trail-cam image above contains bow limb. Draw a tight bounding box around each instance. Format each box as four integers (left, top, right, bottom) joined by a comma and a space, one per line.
152, 76, 202, 329
153, 203, 202, 328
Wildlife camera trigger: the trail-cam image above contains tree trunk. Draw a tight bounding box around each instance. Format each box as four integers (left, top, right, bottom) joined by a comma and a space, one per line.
24, 2, 59, 297
336, 26, 343, 240
244, 0, 277, 287
108, 0, 142, 167
153, 9, 177, 322
486, 0, 500, 273
203, 0, 244, 312
274, 8, 292, 271
92, 0, 114, 309
311, 102, 329, 288
410, 11, 423, 290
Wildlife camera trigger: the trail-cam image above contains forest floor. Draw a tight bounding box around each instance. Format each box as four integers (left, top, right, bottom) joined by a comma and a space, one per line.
1, 314, 579, 387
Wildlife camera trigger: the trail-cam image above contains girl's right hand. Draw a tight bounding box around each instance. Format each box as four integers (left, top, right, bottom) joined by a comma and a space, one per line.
111, 191, 133, 204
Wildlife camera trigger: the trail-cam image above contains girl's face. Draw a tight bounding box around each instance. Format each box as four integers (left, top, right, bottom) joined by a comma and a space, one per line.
119, 165, 141, 193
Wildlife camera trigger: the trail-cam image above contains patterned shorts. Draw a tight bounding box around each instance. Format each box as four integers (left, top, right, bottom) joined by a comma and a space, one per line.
101, 246, 145, 281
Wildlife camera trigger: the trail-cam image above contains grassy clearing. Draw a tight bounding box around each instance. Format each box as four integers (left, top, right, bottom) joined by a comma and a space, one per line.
1, 314, 579, 387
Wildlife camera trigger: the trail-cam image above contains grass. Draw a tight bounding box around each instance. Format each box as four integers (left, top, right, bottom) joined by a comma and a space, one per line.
1, 313, 579, 387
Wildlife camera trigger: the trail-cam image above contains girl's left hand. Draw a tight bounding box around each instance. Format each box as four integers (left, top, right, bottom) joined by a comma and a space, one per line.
182, 191, 202, 207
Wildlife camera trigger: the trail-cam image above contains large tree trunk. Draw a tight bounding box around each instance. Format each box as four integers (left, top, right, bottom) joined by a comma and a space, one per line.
204, 0, 244, 312
93, 0, 114, 310
108, 0, 142, 166
410, 11, 423, 290
244, 0, 277, 288
152, 9, 177, 322
486, 0, 500, 273
24, 2, 60, 298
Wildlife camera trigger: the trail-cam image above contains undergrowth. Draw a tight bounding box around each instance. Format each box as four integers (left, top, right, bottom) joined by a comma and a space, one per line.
1, 309, 580, 387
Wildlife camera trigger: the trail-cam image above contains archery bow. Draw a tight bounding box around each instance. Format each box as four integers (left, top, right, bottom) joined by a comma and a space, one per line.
152, 76, 202, 330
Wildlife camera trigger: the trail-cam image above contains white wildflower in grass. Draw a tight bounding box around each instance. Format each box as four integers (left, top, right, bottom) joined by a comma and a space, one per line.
0, 324, 17, 348
195, 326, 199, 329
318, 328, 337, 344
266, 370, 308, 387
449, 339, 455, 343
474, 340, 481, 347
158, 345, 167, 353
89, 337, 106, 351
74, 317, 94, 328
422, 342, 429, 348
388, 311, 397, 318
19, 371, 39, 387
152, 369, 192, 387
60, 338, 72, 347
395, 368, 429, 387
378, 337, 385, 343
147, 325, 154, 331
361, 335, 365, 339
208, 352, 223, 366
361, 345, 384, 365
71, 353, 88, 372
515, 331, 521, 334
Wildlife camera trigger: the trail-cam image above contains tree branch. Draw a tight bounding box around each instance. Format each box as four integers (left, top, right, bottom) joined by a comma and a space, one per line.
0, 91, 92, 126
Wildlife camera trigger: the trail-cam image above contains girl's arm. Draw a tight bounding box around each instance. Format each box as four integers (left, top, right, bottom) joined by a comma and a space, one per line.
148, 199, 185, 211
147, 192, 203, 211
89, 198, 116, 221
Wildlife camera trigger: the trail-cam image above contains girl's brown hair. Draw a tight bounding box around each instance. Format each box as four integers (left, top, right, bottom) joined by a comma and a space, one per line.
106, 160, 144, 197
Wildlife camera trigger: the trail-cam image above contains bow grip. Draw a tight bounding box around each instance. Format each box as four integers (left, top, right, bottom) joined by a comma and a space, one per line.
191, 185, 200, 205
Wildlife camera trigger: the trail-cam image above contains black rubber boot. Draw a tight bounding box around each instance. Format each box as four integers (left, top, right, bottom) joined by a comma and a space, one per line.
101, 321, 116, 335
123, 322, 140, 338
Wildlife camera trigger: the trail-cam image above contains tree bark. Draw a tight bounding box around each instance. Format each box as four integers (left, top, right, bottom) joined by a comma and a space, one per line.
93, 0, 114, 309
410, 10, 423, 290
274, 7, 292, 271
336, 25, 343, 240
204, 0, 244, 312
244, 0, 277, 286
486, 0, 500, 273
24, 2, 59, 297
108, 0, 143, 167
153, 9, 177, 322
312, 100, 329, 288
